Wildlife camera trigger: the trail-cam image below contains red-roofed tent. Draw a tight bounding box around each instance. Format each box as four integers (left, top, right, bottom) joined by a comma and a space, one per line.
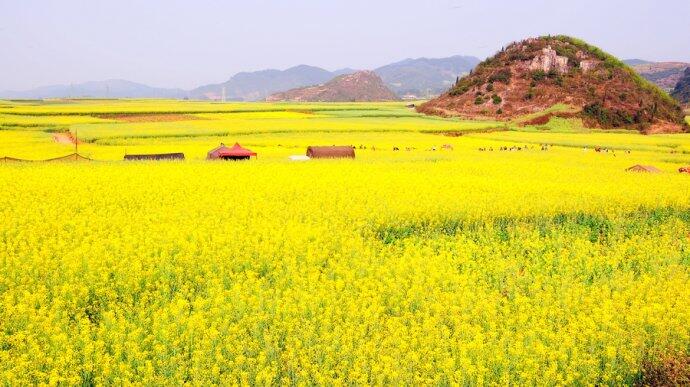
207, 143, 257, 160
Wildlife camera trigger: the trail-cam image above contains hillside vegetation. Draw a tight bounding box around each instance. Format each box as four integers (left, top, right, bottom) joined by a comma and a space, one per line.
419, 36, 687, 133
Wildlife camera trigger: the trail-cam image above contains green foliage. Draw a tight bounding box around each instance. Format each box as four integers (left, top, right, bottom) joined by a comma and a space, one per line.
507, 51, 531, 62
450, 76, 484, 96
531, 70, 546, 82
492, 94, 502, 105
583, 102, 636, 128
489, 70, 512, 84
475, 96, 485, 105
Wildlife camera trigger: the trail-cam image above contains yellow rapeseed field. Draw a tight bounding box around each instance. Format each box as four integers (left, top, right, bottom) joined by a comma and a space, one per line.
1, 99, 690, 384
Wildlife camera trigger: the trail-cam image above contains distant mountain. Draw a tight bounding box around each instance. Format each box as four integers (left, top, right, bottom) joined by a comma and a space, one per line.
266, 71, 399, 102
0, 79, 188, 99
333, 68, 359, 76
629, 61, 690, 91
189, 65, 344, 101
193, 56, 480, 101
374, 55, 480, 97
623, 59, 654, 66
671, 67, 690, 103
1, 55, 481, 101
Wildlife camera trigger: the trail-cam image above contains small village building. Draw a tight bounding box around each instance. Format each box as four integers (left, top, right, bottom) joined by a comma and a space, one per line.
679, 166, 690, 173
124, 153, 185, 161
626, 165, 661, 173
306, 146, 355, 159
207, 143, 257, 160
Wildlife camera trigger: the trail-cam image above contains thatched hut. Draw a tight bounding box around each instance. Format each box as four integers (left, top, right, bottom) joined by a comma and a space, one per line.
124, 153, 185, 161
207, 143, 257, 160
46, 153, 93, 162
626, 165, 661, 173
1, 156, 32, 163
1, 154, 92, 162
306, 146, 355, 159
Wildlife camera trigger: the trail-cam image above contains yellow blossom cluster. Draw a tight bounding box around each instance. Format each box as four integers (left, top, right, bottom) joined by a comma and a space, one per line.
1, 157, 689, 384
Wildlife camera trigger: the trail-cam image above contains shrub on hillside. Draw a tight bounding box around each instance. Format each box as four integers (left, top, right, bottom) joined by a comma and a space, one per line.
531, 70, 546, 82
583, 102, 636, 127
489, 70, 512, 84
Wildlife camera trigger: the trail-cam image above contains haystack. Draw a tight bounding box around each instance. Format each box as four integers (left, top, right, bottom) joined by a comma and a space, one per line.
306, 146, 355, 159
124, 153, 184, 161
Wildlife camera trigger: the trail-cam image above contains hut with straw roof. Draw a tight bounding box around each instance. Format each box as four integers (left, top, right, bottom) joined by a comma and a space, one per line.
124, 153, 184, 161
1, 153, 92, 162
47, 153, 93, 162
626, 165, 661, 173
306, 146, 355, 159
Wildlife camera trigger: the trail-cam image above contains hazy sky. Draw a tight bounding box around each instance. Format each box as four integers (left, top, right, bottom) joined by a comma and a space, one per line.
1, 0, 689, 90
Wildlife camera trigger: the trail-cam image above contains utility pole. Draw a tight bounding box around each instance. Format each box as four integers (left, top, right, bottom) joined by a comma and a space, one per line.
75, 129, 78, 155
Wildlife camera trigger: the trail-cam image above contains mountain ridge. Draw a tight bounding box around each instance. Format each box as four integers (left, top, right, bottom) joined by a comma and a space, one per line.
671, 67, 690, 104
1, 55, 481, 101
0, 79, 188, 99
628, 61, 690, 91
375, 55, 480, 97
189, 65, 340, 101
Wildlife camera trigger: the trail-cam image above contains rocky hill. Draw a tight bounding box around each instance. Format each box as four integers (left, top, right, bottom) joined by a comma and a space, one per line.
419, 36, 687, 133
671, 67, 690, 104
629, 62, 690, 91
266, 71, 399, 102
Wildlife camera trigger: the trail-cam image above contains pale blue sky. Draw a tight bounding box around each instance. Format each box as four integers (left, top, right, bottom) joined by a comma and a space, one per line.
1, 0, 689, 90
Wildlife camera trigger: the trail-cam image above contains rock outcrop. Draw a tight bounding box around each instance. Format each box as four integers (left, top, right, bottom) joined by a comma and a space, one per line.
529, 46, 569, 74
